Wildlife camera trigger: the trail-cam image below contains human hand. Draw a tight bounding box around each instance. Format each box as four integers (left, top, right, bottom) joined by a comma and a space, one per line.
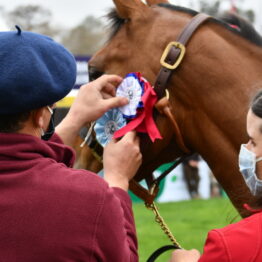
188, 160, 199, 168
55, 75, 128, 146
68, 74, 128, 126
169, 249, 200, 262
103, 131, 142, 191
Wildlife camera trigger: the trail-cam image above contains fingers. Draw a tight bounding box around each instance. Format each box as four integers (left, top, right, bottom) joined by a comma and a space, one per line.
170, 249, 201, 262
95, 75, 123, 91
122, 131, 137, 141
121, 131, 140, 146
102, 83, 117, 97
110, 131, 139, 145
103, 96, 129, 110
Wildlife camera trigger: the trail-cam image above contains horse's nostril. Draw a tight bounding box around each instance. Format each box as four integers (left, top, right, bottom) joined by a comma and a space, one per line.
88, 65, 104, 81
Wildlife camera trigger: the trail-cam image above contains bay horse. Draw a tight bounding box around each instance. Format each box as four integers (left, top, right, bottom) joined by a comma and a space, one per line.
85, 0, 262, 217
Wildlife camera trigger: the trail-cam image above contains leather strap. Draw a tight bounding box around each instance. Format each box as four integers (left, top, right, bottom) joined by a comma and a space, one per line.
146, 245, 180, 262
129, 155, 188, 204
129, 13, 211, 203
80, 127, 104, 162
82, 13, 210, 205
155, 96, 190, 154
129, 180, 159, 205
154, 13, 210, 98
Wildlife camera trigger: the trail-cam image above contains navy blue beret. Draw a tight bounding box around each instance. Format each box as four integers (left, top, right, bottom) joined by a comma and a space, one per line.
0, 26, 77, 114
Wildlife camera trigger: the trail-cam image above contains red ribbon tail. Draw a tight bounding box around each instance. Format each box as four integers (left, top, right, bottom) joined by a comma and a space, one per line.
114, 112, 145, 139
114, 77, 162, 142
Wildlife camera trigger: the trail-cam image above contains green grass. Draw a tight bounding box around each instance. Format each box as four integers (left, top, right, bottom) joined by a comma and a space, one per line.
133, 198, 241, 262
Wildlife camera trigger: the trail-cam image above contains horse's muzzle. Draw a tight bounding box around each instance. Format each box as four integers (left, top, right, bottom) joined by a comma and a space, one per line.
88, 65, 104, 81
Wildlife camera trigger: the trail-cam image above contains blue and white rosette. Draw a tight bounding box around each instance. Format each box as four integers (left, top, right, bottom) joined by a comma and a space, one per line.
94, 108, 126, 147
116, 73, 144, 119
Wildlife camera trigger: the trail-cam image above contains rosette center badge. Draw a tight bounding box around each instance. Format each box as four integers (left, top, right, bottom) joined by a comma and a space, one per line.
94, 108, 126, 147
116, 73, 144, 119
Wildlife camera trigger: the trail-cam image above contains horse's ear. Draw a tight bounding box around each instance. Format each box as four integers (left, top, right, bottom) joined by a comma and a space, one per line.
145, 0, 169, 5
113, 0, 147, 19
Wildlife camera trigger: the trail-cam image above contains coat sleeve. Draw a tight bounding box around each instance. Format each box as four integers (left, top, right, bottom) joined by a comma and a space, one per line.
93, 186, 138, 262
198, 230, 230, 262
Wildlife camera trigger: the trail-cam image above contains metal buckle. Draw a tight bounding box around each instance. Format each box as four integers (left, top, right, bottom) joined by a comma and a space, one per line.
160, 41, 186, 70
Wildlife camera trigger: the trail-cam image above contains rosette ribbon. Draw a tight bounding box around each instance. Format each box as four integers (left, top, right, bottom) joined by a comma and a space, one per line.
114, 72, 162, 142
116, 72, 144, 118
94, 108, 126, 147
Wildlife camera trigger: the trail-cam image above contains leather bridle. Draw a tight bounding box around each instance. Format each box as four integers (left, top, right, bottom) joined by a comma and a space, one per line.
130, 13, 211, 206
82, 13, 211, 207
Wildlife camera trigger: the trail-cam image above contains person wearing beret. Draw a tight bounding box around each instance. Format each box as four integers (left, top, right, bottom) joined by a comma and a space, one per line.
0, 26, 141, 262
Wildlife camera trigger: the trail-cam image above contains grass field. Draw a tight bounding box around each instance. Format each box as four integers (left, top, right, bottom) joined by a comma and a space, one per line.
133, 197, 241, 262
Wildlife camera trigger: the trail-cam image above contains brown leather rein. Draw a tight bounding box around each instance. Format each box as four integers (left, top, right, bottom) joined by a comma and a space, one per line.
82, 13, 211, 205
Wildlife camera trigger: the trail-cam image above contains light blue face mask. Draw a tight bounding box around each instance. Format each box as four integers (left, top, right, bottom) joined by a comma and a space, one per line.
239, 144, 262, 196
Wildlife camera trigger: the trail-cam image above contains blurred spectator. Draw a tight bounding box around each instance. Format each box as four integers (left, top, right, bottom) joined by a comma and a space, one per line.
182, 154, 200, 199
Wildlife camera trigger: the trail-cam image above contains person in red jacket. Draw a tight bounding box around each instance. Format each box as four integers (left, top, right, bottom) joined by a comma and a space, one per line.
170, 90, 262, 262
0, 27, 141, 261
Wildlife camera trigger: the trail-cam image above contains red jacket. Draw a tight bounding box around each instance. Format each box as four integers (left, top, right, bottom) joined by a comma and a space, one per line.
199, 211, 262, 262
0, 133, 138, 262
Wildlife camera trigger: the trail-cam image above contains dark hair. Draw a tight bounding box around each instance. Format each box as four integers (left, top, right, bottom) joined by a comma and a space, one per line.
251, 89, 262, 118
0, 111, 31, 133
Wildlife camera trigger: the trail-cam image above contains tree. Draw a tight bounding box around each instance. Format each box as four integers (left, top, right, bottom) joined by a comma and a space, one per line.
199, 0, 220, 16
4, 5, 57, 36
61, 16, 106, 56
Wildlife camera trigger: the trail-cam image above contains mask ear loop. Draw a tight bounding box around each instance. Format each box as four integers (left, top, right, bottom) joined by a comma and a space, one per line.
47, 106, 53, 115
256, 157, 262, 162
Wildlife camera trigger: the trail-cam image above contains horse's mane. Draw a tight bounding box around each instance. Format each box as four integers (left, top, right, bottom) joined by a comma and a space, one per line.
158, 3, 262, 47
107, 3, 262, 47
218, 12, 262, 47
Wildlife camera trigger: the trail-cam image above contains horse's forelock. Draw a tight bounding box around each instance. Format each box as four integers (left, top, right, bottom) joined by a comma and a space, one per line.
106, 9, 126, 40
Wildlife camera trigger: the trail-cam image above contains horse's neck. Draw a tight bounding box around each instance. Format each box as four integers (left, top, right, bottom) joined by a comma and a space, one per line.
171, 22, 262, 155
165, 26, 262, 216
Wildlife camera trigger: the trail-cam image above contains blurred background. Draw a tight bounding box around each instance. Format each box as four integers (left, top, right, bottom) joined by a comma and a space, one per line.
0, 0, 260, 54
0, 0, 259, 93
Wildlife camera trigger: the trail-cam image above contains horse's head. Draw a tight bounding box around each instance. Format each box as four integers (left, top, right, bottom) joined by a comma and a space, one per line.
88, 0, 262, 216
89, 0, 199, 180
89, 0, 196, 86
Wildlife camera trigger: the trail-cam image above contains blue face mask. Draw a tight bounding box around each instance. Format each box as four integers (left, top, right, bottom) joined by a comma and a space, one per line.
239, 144, 262, 196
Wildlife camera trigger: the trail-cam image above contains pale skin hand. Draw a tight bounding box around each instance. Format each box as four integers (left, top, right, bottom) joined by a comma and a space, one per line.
103, 131, 142, 191
169, 249, 201, 262
56, 75, 128, 146
188, 160, 199, 168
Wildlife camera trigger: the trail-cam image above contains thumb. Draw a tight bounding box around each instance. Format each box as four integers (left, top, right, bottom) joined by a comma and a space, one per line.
103, 96, 129, 110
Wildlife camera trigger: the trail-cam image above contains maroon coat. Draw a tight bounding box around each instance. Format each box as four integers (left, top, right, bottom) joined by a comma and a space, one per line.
0, 133, 138, 262
199, 211, 262, 262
